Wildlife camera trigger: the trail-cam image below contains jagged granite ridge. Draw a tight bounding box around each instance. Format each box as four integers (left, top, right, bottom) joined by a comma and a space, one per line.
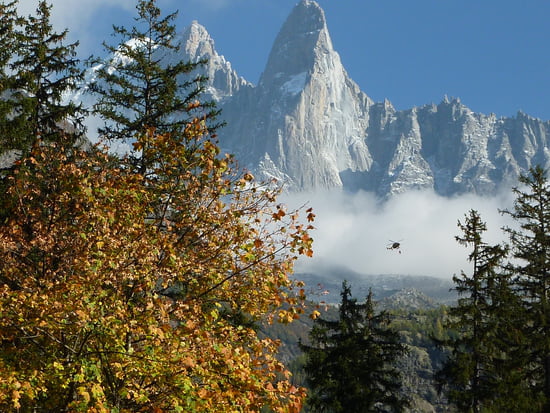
178, 21, 251, 102
214, 0, 550, 197
212, 0, 550, 197
71, 0, 550, 198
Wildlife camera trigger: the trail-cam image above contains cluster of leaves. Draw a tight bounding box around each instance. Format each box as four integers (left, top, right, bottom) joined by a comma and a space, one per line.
0, 0, 315, 411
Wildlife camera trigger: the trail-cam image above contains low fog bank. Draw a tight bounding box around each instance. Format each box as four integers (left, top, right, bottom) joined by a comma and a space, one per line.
281, 189, 516, 280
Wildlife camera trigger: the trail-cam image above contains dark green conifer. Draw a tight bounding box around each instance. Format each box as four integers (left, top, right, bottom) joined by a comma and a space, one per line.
7, 0, 85, 152
501, 166, 550, 411
300, 281, 408, 413
0, 0, 23, 153
0, 1, 18, 70
89, 0, 220, 174
436, 209, 532, 412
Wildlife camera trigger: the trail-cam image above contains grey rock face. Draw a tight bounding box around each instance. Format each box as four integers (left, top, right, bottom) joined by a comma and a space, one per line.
220, 0, 373, 190
214, 0, 550, 197
177, 21, 251, 102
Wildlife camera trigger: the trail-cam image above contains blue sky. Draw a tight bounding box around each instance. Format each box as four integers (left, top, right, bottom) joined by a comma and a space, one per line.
24, 0, 550, 120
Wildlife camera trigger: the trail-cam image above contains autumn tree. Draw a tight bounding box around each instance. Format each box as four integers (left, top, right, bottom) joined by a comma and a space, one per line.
435, 210, 530, 412
300, 281, 408, 413
89, 0, 219, 174
0, 114, 314, 412
501, 166, 550, 411
5, 0, 85, 152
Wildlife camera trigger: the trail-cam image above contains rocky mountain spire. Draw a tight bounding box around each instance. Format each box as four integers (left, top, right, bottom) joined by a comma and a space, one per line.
180, 20, 215, 62
260, 0, 328, 87
221, 0, 374, 189
178, 21, 250, 101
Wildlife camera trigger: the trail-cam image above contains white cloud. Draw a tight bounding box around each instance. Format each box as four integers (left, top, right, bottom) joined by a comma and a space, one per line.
282, 189, 516, 279
15, 0, 245, 57
16, 1, 219, 57
19, 1, 135, 28
15, 1, 137, 58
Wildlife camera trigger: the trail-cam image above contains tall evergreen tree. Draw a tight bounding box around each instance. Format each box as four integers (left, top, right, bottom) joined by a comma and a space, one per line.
501, 166, 550, 411
300, 281, 408, 413
486, 265, 534, 412
0, 1, 18, 71
7, 0, 85, 152
0, 0, 23, 152
435, 210, 530, 412
89, 0, 220, 174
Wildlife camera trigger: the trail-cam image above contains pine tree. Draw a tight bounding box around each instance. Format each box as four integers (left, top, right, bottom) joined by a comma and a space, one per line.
436, 209, 532, 412
89, 0, 220, 174
501, 165, 550, 410
0, 0, 23, 153
300, 281, 408, 413
487, 265, 534, 412
7, 0, 85, 152
0, 1, 18, 71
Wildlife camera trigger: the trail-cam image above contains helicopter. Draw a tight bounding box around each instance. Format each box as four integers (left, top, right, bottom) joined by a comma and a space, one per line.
387, 240, 403, 253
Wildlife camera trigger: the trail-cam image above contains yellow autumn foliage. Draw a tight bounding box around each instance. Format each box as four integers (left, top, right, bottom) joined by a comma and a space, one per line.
0, 119, 313, 411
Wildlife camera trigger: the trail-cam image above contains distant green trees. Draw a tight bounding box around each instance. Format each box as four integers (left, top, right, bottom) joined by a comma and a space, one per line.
300, 281, 408, 413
